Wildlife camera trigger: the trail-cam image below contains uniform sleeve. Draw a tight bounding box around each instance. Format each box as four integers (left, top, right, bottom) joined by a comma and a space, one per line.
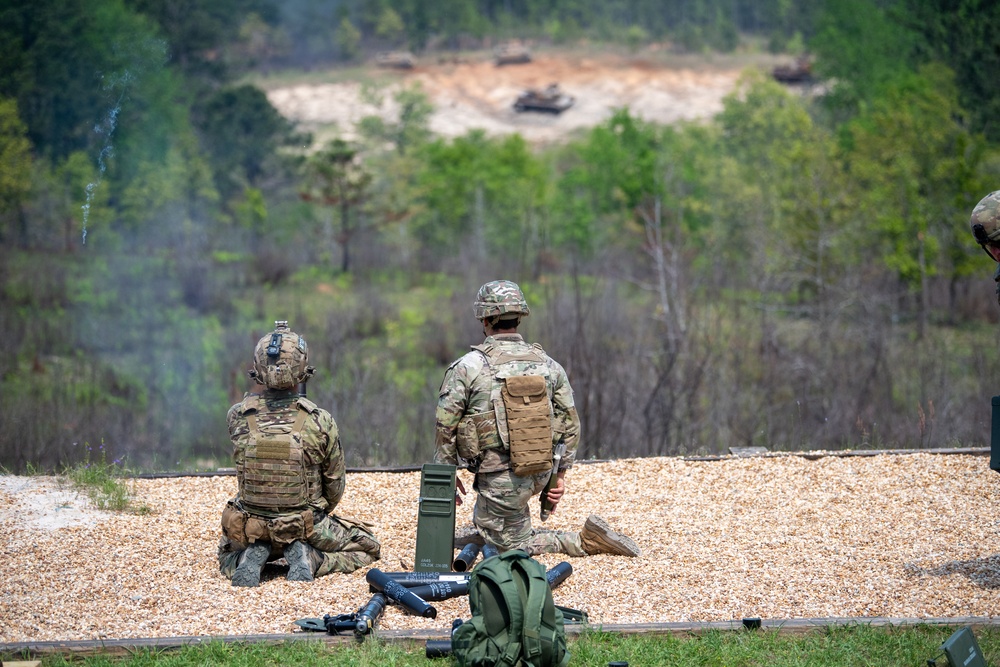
315, 409, 346, 511
549, 362, 581, 470
434, 358, 475, 465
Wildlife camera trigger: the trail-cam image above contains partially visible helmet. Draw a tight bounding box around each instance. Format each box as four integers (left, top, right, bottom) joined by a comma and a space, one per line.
473, 280, 530, 321
971, 191, 1000, 256
249, 321, 313, 390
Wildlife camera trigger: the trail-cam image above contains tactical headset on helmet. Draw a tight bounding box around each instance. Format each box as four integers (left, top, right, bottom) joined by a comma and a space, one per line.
473, 280, 530, 321
971, 190, 1000, 259
248, 321, 314, 390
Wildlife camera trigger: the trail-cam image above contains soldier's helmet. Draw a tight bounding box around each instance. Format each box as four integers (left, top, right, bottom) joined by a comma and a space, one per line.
473, 280, 530, 320
971, 190, 1000, 257
249, 321, 314, 390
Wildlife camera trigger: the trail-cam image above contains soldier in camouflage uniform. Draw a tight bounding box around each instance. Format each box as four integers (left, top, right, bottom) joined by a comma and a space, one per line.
971, 191, 1000, 305
435, 280, 640, 558
218, 321, 380, 587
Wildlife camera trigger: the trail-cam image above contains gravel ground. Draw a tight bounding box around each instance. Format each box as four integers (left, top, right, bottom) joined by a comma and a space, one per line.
2, 452, 999, 644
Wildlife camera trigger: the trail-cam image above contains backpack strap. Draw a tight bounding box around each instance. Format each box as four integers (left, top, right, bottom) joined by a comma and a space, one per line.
510, 556, 548, 662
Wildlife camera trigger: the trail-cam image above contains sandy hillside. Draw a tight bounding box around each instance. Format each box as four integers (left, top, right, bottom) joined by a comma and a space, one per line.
264, 50, 783, 145
2, 452, 1000, 645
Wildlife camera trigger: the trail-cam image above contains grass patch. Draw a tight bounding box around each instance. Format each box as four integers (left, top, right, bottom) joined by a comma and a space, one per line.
62, 444, 151, 514
23, 625, 1000, 667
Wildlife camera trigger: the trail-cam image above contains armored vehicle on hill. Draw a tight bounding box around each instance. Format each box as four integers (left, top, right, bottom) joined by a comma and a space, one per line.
772, 56, 813, 84
375, 51, 415, 69
494, 42, 532, 66
513, 83, 574, 114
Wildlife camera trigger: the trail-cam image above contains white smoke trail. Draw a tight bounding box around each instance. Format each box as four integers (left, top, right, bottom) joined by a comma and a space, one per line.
81, 70, 134, 245
78, 35, 167, 245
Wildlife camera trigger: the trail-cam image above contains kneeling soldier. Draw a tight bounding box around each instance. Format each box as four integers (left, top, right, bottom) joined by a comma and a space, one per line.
218, 321, 380, 587
436, 281, 640, 559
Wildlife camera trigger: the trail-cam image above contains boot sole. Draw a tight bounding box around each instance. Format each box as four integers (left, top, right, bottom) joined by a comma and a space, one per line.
285, 541, 316, 581
584, 515, 641, 557
232, 543, 270, 587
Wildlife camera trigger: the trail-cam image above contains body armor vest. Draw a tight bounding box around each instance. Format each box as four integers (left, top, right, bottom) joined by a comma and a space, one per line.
473, 341, 554, 476
239, 397, 322, 514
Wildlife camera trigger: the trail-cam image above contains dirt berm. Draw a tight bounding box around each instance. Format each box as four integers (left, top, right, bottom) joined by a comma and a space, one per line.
264, 50, 784, 145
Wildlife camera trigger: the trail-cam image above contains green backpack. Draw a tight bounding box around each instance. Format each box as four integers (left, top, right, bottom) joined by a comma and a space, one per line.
451, 549, 570, 667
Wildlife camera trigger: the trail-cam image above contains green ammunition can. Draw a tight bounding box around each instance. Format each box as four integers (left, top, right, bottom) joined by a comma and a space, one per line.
992, 396, 1000, 473
937, 626, 985, 667
414, 463, 457, 572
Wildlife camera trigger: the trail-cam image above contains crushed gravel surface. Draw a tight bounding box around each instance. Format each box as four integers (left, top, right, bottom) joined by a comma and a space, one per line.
2, 453, 999, 644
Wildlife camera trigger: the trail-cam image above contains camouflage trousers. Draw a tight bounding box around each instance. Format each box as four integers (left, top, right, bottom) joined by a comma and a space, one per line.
218, 513, 380, 579
460, 468, 586, 557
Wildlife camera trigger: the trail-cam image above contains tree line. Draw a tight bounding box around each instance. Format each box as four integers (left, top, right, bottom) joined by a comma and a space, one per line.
1, 0, 999, 473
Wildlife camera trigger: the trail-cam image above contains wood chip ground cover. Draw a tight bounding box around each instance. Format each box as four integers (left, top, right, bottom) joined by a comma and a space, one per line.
2, 453, 998, 643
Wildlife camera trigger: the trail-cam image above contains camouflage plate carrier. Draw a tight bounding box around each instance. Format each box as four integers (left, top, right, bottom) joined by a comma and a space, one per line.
238, 394, 323, 514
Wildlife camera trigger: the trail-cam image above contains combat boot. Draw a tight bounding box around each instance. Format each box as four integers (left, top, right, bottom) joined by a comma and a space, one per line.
579, 514, 641, 557
232, 541, 270, 587
285, 540, 323, 581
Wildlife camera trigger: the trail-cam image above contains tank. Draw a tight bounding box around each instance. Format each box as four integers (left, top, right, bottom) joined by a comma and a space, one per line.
375, 51, 415, 69
494, 41, 532, 66
513, 83, 574, 114
772, 56, 813, 84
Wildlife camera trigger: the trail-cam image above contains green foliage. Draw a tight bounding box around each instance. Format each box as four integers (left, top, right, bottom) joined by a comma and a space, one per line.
845, 65, 980, 304
335, 17, 362, 62
62, 442, 151, 513
228, 13, 291, 71
551, 109, 661, 257
3, 0, 1000, 472
374, 7, 406, 48
0, 97, 32, 216
125, 0, 277, 82
357, 83, 432, 156
410, 130, 547, 270
198, 84, 297, 200
23, 151, 108, 251
905, 0, 1000, 142
810, 0, 919, 116
624, 25, 650, 53
715, 72, 849, 293
0, 0, 171, 161
300, 138, 373, 273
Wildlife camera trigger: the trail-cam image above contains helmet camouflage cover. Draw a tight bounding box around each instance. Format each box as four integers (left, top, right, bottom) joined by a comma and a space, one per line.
971, 190, 1000, 250
250, 321, 312, 390
473, 280, 530, 320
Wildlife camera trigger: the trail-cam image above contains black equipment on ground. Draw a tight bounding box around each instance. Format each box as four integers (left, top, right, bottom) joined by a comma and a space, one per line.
366, 567, 438, 618
293, 592, 388, 642
425, 619, 465, 659
406, 579, 470, 601
453, 542, 481, 571
368, 571, 469, 591
546, 561, 572, 589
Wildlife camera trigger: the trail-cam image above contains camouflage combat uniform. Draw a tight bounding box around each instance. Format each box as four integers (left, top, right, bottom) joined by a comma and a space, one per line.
970, 190, 1000, 306
435, 333, 586, 556
217, 390, 380, 578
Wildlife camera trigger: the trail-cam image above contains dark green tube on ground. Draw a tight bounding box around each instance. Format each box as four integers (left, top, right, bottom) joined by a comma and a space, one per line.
991, 396, 1000, 473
